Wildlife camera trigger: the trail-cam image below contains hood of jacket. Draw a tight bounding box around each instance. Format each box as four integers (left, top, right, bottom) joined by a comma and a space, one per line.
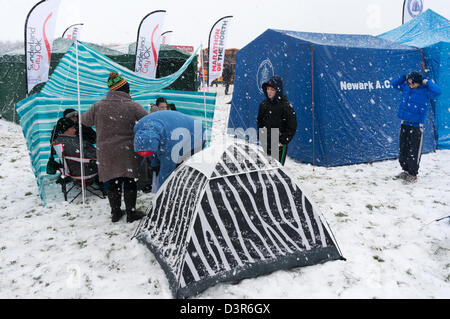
262, 76, 283, 102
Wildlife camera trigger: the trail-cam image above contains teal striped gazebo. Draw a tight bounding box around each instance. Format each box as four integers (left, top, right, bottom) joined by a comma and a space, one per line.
16, 41, 216, 203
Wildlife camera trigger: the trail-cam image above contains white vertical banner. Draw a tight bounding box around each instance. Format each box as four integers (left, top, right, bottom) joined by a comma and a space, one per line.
25, 0, 61, 93
402, 0, 424, 24
135, 10, 166, 79
161, 31, 173, 45
208, 16, 232, 86
62, 23, 83, 42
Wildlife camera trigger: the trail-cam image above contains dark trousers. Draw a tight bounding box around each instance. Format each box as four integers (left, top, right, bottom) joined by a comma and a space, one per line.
105, 177, 137, 213
399, 124, 424, 176
141, 158, 160, 191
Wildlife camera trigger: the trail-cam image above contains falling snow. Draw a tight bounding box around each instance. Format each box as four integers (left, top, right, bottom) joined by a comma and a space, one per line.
0, 85, 449, 298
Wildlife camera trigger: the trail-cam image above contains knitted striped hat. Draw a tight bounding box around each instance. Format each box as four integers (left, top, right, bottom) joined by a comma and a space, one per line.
107, 72, 128, 91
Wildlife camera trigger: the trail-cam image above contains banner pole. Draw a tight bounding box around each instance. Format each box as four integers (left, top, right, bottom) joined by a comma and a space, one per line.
62, 23, 84, 39
161, 30, 173, 45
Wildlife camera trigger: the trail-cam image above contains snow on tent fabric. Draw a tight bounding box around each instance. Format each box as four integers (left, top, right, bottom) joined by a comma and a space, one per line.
15, 41, 216, 204
379, 9, 450, 149
228, 29, 435, 166
135, 137, 344, 299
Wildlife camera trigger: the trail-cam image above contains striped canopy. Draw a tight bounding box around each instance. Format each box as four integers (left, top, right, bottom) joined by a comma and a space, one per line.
136, 137, 344, 298
15, 41, 216, 204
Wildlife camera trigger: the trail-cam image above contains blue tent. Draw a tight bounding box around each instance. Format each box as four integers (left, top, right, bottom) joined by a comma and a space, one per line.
228, 29, 435, 166
379, 9, 450, 149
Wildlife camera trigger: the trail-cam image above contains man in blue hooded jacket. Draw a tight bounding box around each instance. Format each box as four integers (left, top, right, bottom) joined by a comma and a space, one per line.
134, 111, 205, 191
391, 71, 441, 184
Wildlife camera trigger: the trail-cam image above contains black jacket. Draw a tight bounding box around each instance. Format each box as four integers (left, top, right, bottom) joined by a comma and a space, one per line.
222, 67, 232, 84
257, 76, 297, 146
50, 118, 97, 145
54, 134, 97, 177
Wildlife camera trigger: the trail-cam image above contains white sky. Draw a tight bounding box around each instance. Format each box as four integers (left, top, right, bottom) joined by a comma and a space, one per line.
1, 0, 449, 48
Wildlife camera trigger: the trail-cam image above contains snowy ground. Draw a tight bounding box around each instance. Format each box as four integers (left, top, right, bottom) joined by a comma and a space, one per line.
0, 85, 449, 299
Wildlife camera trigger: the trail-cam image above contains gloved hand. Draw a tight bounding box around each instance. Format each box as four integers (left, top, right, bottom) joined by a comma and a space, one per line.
422, 78, 428, 85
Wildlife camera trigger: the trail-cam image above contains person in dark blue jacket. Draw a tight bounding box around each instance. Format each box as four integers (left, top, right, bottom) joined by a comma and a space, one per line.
392, 71, 441, 184
134, 111, 205, 191
257, 75, 297, 165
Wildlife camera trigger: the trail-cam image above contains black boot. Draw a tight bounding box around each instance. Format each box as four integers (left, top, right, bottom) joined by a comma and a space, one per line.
123, 179, 145, 223
126, 209, 146, 223
111, 209, 124, 223
108, 179, 123, 223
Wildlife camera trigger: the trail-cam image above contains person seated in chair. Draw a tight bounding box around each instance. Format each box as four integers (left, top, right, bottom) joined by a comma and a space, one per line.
53, 118, 98, 178
50, 108, 96, 145
47, 108, 97, 174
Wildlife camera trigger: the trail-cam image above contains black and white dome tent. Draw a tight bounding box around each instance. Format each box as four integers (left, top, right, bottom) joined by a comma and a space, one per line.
135, 137, 344, 298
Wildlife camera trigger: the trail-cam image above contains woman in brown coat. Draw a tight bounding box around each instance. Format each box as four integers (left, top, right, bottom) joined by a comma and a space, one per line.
82, 72, 148, 223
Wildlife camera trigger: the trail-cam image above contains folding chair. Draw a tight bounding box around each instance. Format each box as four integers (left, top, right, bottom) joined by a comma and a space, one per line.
52, 143, 105, 203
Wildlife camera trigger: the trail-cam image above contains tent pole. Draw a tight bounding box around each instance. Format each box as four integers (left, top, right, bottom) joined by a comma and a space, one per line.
311, 44, 315, 172
75, 40, 86, 205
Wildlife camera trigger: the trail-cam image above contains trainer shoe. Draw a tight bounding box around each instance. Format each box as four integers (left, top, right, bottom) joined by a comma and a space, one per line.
393, 171, 408, 180
402, 173, 417, 184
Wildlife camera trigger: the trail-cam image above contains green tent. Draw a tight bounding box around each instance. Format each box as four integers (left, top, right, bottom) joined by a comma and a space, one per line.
1, 39, 198, 123
156, 44, 198, 91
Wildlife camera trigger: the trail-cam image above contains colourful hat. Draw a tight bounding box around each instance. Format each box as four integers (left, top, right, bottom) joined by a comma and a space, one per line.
107, 72, 128, 91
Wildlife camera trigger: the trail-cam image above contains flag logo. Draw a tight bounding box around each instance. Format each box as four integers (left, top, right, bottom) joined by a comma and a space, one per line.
407, 0, 423, 18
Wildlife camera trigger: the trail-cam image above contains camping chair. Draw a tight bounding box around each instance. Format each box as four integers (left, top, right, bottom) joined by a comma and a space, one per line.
52, 143, 105, 203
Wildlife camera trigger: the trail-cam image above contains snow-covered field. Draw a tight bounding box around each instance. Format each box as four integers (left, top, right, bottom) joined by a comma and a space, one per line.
0, 85, 449, 299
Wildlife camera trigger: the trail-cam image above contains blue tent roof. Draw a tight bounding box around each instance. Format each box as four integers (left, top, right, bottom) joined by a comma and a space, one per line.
379, 9, 450, 47
276, 29, 419, 49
